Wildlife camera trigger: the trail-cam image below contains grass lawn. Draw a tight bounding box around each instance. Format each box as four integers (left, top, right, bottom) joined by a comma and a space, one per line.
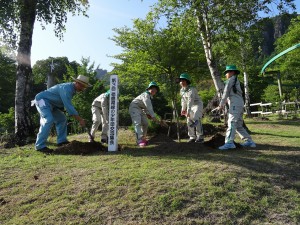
0, 118, 299, 224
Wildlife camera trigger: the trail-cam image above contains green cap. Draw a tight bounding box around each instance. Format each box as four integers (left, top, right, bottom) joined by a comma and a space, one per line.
223, 65, 240, 75
178, 73, 191, 84
146, 81, 159, 92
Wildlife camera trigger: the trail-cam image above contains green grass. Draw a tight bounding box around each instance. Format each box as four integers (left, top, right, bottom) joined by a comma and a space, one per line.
0, 118, 299, 224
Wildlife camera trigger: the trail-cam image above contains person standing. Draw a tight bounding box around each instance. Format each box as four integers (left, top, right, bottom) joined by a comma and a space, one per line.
178, 73, 204, 143
129, 82, 159, 147
90, 90, 110, 143
216, 65, 256, 150
33, 75, 91, 153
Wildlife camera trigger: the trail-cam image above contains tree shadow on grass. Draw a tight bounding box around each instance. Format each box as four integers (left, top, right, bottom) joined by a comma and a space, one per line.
251, 131, 300, 139
247, 119, 300, 127
118, 134, 300, 192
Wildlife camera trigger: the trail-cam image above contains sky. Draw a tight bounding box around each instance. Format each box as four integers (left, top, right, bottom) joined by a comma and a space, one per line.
31, 0, 300, 72
31, 0, 157, 71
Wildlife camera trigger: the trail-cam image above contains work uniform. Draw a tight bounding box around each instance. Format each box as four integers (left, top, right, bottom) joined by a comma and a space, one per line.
33, 83, 78, 150
219, 76, 252, 143
90, 92, 109, 141
129, 91, 155, 141
181, 86, 204, 140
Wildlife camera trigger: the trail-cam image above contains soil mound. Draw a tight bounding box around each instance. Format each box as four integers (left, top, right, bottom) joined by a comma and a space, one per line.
204, 133, 243, 149
204, 133, 226, 148
54, 140, 107, 155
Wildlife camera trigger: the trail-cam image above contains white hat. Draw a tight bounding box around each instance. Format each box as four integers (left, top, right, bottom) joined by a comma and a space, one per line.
72, 75, 92, 87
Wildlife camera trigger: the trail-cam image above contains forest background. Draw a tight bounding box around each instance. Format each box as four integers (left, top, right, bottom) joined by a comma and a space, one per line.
0, 0, 299, 140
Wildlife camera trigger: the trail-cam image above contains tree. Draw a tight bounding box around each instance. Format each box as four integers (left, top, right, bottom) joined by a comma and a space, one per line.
275, 15, 300, 84
153, 0, 296, 96
64, 57, 106, 131
0, 0, 89, 145
32, 56, 79, 87
213, 21, 263, 116
0, 48, 16, 113
111, 14, 208, 139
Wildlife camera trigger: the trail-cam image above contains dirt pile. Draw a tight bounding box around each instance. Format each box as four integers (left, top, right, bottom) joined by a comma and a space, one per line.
203, 133, 226, 148
204, 133, 242, 149
53, 140, 107, 155
148, 132, 232, 151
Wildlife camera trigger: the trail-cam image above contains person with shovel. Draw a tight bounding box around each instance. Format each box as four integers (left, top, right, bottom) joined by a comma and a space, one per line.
215, 65, 256, 150
33, 75, 92, 153
90, 90, 110, 143
129, 82, 160, 147
177, 73, 204, 143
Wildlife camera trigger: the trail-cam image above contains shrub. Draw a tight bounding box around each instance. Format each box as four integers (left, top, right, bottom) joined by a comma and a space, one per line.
0, 107, 15, 134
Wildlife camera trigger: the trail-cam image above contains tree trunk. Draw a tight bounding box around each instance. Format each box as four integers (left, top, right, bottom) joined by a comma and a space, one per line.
168, 72, 181, 142
243, 71, 251, 117
171, 99, 181, 142
47, 60, 56, 89
47, 72, 56, 89
195, 12, 224, 97
15, 0, 37, 145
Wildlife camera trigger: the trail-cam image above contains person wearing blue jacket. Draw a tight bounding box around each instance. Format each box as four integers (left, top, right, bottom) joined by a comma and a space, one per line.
33, 75, 92, 153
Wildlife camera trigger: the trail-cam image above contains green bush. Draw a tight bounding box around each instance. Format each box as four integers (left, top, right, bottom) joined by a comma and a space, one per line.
262, 85, 281, 103
0, 107, 15, 134
199, 88, 216, 107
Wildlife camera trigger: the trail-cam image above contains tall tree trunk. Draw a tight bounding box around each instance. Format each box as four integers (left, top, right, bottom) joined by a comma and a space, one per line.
195, 12, 224, 97
168, 72, 181, 142
171, 99, 180, 142
243, 71, 251, 117
15, 0, 37, 145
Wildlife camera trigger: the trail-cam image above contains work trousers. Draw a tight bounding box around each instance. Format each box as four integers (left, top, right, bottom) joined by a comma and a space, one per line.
35, 100, 67, 150
225, 107, 252, 143
129, 106, 148, 141
187, 103, 204, 140
90, 106, 109, 139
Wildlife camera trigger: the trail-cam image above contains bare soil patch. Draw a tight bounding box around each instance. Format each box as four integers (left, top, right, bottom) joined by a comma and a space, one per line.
148, 123, 242, 151
159, 122, 226, 139
53, 140, 107, 155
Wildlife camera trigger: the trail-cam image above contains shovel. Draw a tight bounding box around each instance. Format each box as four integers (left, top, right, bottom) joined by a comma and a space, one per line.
85, 127, 95, 142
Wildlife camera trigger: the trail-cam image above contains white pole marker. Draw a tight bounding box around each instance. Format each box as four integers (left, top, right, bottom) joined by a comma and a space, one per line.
108, 75, 119, 152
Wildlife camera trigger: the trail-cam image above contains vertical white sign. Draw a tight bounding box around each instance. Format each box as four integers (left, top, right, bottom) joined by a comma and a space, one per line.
108, 75, 119, 152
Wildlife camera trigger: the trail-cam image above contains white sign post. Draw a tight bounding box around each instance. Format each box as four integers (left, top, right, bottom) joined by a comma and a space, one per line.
108, 75, 119, 152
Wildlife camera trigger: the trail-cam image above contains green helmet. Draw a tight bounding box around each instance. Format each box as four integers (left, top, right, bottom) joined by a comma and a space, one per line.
105, 90, 110, 96
178, 73, 191, 84
223, 65, 240, 75
146, 81, 160, 92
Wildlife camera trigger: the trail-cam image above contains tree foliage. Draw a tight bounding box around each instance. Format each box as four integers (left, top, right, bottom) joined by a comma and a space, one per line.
0, 0, 89, 48
275, 15, 300, 84
0, 49, 16, 113
0, 0, 89, 144
111, 13, 208, 121
64, 57, 107, 129
0, 107, 15, 134
151, 0, 296, 94
32, 56, 79, 85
